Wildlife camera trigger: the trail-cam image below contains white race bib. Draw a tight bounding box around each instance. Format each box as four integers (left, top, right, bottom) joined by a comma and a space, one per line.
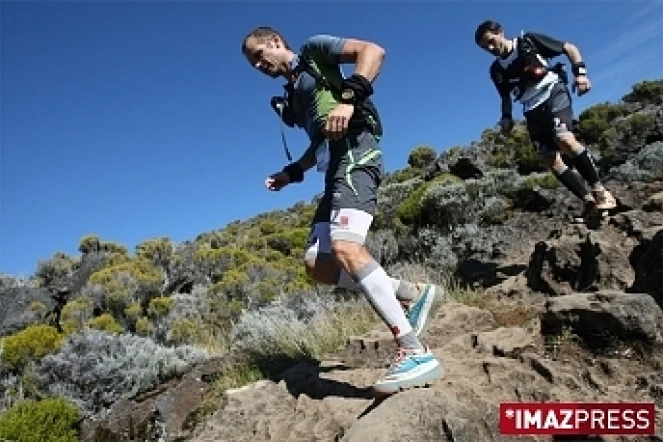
315, 140, 330, 173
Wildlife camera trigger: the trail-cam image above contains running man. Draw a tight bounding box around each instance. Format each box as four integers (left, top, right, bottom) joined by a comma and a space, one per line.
474, 20, 617, 219
241, 26, 445, 395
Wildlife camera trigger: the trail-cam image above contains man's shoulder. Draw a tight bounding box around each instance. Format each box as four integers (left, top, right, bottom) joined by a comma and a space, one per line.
519, 30, 565, 52
299, 34, 347, 53
519, 31, 540, 44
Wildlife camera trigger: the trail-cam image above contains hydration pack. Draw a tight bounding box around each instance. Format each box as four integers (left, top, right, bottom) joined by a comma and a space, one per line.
270, 51, 384, 140
494, 31, 568, 101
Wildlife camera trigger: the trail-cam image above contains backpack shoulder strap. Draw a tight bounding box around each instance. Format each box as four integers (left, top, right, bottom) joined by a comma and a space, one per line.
297, 49, 384, 140
297, 51, 342, 93
518, 31, 539, 54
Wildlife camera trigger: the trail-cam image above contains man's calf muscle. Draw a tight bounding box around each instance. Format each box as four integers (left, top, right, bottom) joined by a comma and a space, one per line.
331, 240, 373, 275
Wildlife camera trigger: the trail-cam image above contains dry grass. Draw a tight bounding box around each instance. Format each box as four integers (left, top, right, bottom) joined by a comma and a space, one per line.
191, 290, 379, 424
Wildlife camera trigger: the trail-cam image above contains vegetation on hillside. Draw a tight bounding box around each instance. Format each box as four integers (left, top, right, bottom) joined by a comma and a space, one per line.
0, 78, 661, 440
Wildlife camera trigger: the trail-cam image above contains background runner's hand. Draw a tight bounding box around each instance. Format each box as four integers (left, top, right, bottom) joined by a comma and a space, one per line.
573, 75, 591, 96
265, 171, 290, 192
499, 117, 515, 137
324, 103, 355, 140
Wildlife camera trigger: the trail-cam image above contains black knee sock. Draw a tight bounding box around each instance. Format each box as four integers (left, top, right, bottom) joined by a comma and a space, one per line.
554, 166, 590, 201
570, 147, 601, 188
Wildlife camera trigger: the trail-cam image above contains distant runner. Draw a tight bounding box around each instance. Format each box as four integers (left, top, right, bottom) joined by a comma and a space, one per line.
475, 20, 617, 219
241, 26, 445, 395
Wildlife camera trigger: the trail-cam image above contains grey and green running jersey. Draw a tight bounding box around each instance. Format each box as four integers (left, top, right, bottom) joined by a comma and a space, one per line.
289, 35, 348, 142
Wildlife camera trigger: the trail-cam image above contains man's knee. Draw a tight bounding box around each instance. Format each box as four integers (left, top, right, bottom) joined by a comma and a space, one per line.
330, 239, 364, 262
554, 132, 580, 152
328, 207, 374, 271
552, 115, 581, 153
541, 151, 567, 174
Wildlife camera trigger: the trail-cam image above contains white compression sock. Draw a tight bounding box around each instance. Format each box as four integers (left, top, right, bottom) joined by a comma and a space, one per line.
354, 260, 416, 342
338, 268, 422, 302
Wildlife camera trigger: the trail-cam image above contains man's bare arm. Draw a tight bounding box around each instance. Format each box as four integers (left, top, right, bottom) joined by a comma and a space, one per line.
296, 140, 319, 172
500, 95, 513, 119
337, 38, 386, 82
563, 42, 583, 65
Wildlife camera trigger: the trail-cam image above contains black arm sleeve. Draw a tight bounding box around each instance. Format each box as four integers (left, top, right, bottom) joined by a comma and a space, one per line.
524, 31, 567, 59
489, 61, 513, 119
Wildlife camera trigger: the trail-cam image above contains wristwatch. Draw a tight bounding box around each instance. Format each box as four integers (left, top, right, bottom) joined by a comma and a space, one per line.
340, 88, 356, 104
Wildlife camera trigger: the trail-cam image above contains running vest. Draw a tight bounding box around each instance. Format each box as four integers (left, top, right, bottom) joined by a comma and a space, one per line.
271, 51, 384, 143
295, 53, 384, 141
492, 32, 568, 105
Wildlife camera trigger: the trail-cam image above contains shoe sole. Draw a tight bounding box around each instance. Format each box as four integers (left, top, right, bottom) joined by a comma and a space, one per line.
595, 202, 617, 211
412, 285, 445, 340
371, 364, 445, 397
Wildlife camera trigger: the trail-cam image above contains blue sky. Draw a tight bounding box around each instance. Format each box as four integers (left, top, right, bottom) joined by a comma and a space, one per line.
2, 1, 662, 276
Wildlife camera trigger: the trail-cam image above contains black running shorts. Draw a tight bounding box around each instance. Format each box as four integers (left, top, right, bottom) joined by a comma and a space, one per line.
524, 81, 575, 157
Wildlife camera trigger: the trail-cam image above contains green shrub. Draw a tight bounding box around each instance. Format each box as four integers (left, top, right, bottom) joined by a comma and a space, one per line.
521, 172, 559, 190
60, 297, 94, 335
420, 169, 521, 230
395, 173, 461, 226
135, 316, 154, 336
577, 102, 629, 145
258, 219, 280, 236
78, 234, 101, 254
263, 228, 309, 256
194, 246, 257, 281
89, 313, 123, 334
622, 79, 663, 106
0, 397, 80, 442
488, 127, 543, 174
135, 237, 174, 271
89, 258, 162, 314
169, 318, 199, 344
34, 252, 77, 288
382, 167, 421, 185
408, 145, 437, 169
100, 241, 129, 255
212, 268, 250, 299
1, 324, 63, 371
627, 113, 656, 134
124, 301, 142, 323
147, 296, 174, 318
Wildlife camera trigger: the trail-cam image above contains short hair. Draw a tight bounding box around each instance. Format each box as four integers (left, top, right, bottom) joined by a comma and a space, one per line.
241, 26, 291, 53
475, 20, 503, 45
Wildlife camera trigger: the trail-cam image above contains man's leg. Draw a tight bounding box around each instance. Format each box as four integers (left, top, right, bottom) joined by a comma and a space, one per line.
549, 85, 617, 210
326, 132, 444, 394
526, 99, 596, 206
304, 235, 425, 304
304, 182, 444, 340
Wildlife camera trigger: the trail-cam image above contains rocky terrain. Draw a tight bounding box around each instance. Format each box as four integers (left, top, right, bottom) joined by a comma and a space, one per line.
0, 79, 661, 441
184, 182, 663, 442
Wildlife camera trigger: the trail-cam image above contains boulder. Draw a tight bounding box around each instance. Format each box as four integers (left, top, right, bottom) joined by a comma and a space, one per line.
630, 229, 663, 308
526, 224, 637, 296
541, 290, 663, 348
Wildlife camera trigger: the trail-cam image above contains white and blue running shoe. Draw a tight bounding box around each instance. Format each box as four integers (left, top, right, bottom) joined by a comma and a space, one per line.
405, 284, 445, 340
372, 346, 444, 395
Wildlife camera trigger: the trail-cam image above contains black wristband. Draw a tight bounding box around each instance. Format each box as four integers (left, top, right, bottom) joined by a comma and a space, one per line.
282, 162, 304, 183
572, 61, 587, 77
341, 74, 374, 103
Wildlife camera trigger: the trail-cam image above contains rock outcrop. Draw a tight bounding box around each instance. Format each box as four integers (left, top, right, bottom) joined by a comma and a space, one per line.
71, 176, 663, 442
188, 299, 663, 442
183, 182, 663, 442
